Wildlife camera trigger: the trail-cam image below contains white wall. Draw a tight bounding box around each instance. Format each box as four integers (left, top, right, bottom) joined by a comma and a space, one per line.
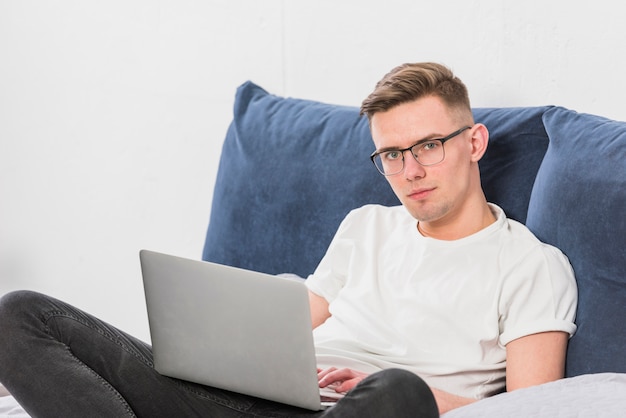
1, 0, 624, 342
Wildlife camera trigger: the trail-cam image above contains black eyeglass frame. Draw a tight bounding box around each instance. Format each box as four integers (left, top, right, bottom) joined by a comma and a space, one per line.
369, 126, 472, 176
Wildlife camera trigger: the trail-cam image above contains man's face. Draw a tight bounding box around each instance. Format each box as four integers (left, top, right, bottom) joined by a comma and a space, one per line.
370, 96, 475, 226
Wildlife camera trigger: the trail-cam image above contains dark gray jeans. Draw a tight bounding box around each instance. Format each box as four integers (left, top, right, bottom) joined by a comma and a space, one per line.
0, 290, 439, 417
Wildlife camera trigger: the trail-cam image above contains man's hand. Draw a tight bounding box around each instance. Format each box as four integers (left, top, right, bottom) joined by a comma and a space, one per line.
319, 367, 476, 414
317, 367, 369, 393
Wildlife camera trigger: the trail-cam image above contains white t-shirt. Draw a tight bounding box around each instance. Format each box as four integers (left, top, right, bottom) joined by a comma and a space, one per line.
305, 204, 577, 400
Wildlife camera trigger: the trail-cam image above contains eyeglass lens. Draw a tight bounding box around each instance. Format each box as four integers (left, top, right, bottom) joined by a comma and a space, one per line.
373, 140, 445, 175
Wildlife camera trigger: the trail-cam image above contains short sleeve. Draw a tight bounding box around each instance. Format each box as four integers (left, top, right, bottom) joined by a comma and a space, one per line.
499, 244, 578, 346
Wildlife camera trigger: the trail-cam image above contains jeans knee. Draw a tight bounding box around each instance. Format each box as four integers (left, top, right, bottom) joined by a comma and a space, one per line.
0, 290, 49, 343
374, 369, 438, 412
375, 368, 430, 391
0, 290, 43, 318
0, 291, 42, 371
335, 369, 438, 418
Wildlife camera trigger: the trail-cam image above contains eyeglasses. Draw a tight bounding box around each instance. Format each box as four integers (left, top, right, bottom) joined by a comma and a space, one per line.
370, 126, 471, 176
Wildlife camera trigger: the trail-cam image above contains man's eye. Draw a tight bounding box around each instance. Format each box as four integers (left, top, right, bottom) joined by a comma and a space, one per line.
421, 141, 439, 151
383, 151, 401, 161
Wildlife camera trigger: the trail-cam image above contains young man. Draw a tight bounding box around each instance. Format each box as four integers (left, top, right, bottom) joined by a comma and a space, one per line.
0, 63, 576, 417
309, 62, 577, 413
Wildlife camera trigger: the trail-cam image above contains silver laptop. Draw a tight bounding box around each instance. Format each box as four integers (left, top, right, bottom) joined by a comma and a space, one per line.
139, 249, 340, 411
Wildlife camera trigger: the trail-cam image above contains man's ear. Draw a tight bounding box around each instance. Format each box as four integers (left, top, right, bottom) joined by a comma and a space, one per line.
469, 123, 489, 162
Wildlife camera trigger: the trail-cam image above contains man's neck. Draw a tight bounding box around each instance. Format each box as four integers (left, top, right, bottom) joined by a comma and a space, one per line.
417, 200, 497, 241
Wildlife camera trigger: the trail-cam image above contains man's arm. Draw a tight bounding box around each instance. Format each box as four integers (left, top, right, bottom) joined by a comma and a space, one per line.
308, 290, 331, 329
318, 368, 477, 414
429, 388, 476, 414
427, 331, 568, 413
505, 331, 569, 391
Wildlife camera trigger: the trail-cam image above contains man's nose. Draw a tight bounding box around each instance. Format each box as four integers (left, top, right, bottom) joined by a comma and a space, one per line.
403, 151, 426, 180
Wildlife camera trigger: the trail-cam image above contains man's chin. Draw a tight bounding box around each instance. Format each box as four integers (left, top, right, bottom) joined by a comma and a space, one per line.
403, 203, 449, 224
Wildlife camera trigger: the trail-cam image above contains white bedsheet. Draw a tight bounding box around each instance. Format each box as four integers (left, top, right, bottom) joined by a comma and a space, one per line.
443, 373, 626, 418
0, 395, 28, 418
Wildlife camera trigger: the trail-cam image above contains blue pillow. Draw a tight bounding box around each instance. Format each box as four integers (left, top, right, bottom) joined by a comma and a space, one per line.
526, 107, 626, 376
474, 107, 552, 224
202, 82, 399, 277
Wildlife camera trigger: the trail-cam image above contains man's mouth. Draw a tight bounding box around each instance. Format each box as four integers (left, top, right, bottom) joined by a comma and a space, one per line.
408, 187, 434, 200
